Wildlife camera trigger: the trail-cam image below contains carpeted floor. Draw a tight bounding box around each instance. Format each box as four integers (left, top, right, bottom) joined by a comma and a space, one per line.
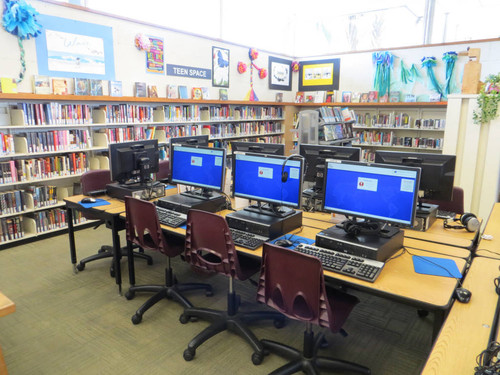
0, 226, 433, 374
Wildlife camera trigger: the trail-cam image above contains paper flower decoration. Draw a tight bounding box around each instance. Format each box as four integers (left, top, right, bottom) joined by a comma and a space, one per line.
421, 56, 443, 96
291, 61, 300, 72
2, 0, 42, 83
134, 33, 151, 52
442, 51, 458, 96
372, 51, 394, 96
249, 48, 259, 61
237, 61, 247, 74
259, 68, 267, 79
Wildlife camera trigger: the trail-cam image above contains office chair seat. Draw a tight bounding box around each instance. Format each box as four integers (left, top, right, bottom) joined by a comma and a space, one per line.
124, 197, 212, 324
257, 243, 371, 375
180, 209, 286, 365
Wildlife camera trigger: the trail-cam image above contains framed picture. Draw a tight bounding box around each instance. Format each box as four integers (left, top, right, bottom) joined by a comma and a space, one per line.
298, 58, 340, 92
268, 56, 292, 91
212, 46, 229, 87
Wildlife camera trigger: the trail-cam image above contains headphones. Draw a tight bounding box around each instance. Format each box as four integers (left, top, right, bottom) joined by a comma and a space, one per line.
343, 220, 381, 236
444, 212, 480, 232
281, 154, 305, 182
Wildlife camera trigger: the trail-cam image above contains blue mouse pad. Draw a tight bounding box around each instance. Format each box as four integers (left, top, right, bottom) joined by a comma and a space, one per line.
79, 199, 111, 209
412, 255, 462, 278
179, 224, 187, 230
165, 185, 177, 190
270, 235, 315, 250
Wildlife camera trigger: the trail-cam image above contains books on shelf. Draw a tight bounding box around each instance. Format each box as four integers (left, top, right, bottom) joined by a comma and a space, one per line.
109, 81, 122, 97
192, 87, 202, 100
219, 88, 228, 101
360, 93, 369, 103
342, 91, 352, 103
178, 85, 189, 99
351, 92, 361, 103
148, 85, 158, 98
304, 93, 315, 103
201, 87, 210, 100
325, 91, 335, 103
32, 75, 51, 95
379, 94, 389, 103
389, 91, 400, 102
405, 94, 416, 102
134, 82, 147, 98
52, 78, 68, 95
368, 91, 378, 103
74, 78, 90, 96
275, 92, 283, 102
314, 91, 326, 103
430, 93, 442, 102
167, 84, 178, 99
89, 79, 103, 96
295, 91, 304, 103
0, 78, 18, 94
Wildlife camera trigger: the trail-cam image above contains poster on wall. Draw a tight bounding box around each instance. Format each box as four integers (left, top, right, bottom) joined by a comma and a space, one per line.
298, 59, 340, 91
212, 46, 229, 87
35, 14, 115, 80
146, 36, 164, 74
268, 56, 292, 91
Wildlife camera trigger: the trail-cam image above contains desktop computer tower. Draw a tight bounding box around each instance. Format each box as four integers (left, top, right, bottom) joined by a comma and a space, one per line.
106, 182, 165, 201
156, 193, 227, 214
413, 204, 438, 231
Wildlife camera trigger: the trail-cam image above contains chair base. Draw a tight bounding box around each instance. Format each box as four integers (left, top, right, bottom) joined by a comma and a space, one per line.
180, 292, 286, 365
76, 245, 153, 277
126, 281, 213, 324
262, 330, 370, 375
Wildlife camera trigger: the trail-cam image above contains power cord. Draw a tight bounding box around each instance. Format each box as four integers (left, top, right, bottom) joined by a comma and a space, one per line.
475, 342, 500, 374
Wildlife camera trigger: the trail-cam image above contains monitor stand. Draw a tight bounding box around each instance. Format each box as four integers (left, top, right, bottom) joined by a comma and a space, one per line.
106, 181, 165, 200
156, 189, 226, 214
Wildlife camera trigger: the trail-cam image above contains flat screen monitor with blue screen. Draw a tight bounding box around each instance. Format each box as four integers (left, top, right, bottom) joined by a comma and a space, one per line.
233, 152, 303, 217
323, 160, 420, 227
170, 144, 226, 197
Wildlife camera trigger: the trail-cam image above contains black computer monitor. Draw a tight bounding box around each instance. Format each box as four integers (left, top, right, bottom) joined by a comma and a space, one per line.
170, 144, 226, 199
322, 159, 421, 233
109, 139, 159, 185
170, 135, 209, 146
300, 144, 361, 183
231, 141, 284, 156
232, 152, 303, 218
374, 151, 456, 202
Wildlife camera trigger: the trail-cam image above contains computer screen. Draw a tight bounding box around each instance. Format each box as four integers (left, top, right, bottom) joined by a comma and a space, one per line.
300, 144, 361, 183
232, 152, 303, 209
170, 135, 209, 146
109, 139, 159, 185
323, 160, 421, 227
231, 141, 284, 156
374, 151, 456, 201
170, 144, 226, 193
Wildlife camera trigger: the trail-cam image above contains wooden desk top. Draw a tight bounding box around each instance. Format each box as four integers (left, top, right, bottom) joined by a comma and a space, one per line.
0, 292, 15, 318
421, 257, 500, 375
477, 203, 500, 257
64, 194, 126, 214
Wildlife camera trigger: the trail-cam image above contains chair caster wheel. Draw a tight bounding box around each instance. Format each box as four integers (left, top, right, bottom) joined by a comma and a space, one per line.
125, 291, 135, 300
76, 263, 85, 272
147, 259, 153, 266
417, 309, 429, 318
110, 268, 115, 278
183, 348, 195, 361
179, 314, 189, 324
274, 318, 286, 329
206, 289, 214, 297
251, 351, 263, 365
131, 313, 142, 325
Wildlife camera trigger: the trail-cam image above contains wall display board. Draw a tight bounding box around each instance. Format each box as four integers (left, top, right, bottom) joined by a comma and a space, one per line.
268, 56, 292, 91
212, 46, 229, 87
298, 58, 340, 91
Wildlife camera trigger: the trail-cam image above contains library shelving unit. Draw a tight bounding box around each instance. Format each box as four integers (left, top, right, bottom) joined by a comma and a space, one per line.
287, 101, 448, 161
0, 93, 286, 246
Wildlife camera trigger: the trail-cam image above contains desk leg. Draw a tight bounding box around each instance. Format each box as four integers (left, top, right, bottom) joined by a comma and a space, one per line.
111, 216, 122, 296
66, 206, 77, 274
432, 310, 445, 342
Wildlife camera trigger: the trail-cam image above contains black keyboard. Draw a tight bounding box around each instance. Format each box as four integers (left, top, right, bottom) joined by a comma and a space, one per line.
436, 209, 456, 219
156, 206, 187, 228
294, 243, 384, 282
229, 228, 269, 250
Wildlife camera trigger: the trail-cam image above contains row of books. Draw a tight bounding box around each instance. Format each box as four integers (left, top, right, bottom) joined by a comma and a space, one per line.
317, 106, 354, 123
0, 152, 87, 184
33, 208, 68, 233
26, 185, 58, 209
354, 112, 446, 129
16, 103, 92, 126
97, 105, 156, 124
361, 149, 376, 162
295, 90, 443, 104
353, 131, 443, 149
0, 190, 26, 215
322, 123, 354, 141
211, 136, 283, 152
0, 132, 14, 155
97, 127, 156, 144
20, 129, 92, 153
0, 216, 24, 242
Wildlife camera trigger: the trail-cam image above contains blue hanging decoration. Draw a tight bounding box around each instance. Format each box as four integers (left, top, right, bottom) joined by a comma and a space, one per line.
372, 51, 394, 96
421, 56, 443, 96
2, 0, 42, 83
400, 60, 412, 84
442, 51, 458, 96
409, 64, 421, 81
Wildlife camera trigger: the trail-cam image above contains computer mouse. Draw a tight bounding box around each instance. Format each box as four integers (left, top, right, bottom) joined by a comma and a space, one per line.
454, 287, 471, 303
81, 197, 97, 204
275, 239, 293, 248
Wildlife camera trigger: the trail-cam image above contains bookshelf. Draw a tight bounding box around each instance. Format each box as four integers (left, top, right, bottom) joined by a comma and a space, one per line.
0, 94, 286, 246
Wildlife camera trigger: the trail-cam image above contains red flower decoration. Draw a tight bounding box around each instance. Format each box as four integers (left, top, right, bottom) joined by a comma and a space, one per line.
249, 48, 259, 61
291, 61, 300, 72
237, 62, 247, 74
259, 68, 267, 79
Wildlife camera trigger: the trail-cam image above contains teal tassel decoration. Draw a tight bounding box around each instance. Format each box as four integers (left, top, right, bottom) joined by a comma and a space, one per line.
442, 51, 458, 96
421, 57, 443, 96
373, 51, 394, 96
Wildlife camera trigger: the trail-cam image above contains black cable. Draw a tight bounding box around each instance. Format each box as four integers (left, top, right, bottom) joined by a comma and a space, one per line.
384, 247, 406, 264
475, 341, 500, 374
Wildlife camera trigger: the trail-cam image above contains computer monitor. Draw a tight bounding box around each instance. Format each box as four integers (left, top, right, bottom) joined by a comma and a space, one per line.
232, 152, 303, 217
300, 144, 361, 183
170, 135, 209, 146
323, 160, 421, 231
109, 139, 159, 185
374, 151, 456, 202
231, 141, 284, 156
170, 144, 226, 199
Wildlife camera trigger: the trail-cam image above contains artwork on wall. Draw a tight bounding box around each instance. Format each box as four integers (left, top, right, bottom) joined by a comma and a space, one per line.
268, 56, 292, 91
212, 46, 229, 87
35, 14, 115, 80
146, 36, 164, 74
298, 58, 340, 91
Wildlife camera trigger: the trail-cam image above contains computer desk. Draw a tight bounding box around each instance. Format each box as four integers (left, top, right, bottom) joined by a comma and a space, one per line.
0, 292, 15, 375
475, 203, 500, 259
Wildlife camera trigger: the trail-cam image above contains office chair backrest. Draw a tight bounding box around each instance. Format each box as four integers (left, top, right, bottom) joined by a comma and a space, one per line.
81, 169, 112, 194
125, 196, 171, 255
422, 186, 465, 214
185, 209, 243, 279
157, 159, 170, 181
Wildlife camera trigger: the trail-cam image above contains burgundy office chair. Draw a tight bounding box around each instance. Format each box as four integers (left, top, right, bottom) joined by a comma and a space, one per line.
180, 209, 285, 365
76, 170, 153, 276
421, 186, 465, 214
156, 159, 170, 182
124, 197, 212, 324
257, 243, 371, 375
